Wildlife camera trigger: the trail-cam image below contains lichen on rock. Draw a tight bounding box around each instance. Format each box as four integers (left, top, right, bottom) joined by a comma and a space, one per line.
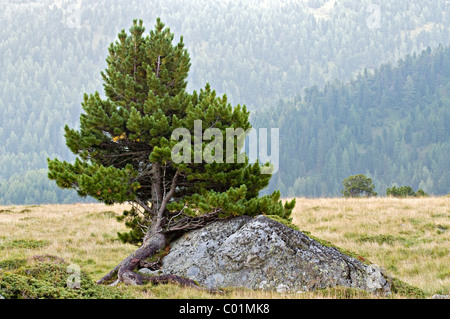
158, 215, 392, 295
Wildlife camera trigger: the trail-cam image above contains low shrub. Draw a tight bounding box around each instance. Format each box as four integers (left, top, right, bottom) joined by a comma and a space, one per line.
0, 255, 132, 299
386, 186, 429, 197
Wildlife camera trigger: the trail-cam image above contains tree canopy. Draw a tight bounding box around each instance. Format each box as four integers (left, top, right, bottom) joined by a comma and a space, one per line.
341, 174, 377, 198
47, 19, 295, 246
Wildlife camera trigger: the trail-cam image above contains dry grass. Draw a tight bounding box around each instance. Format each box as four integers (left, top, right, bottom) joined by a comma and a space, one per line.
0, 197, 448, 298
289, 196, 450, 296
0, 203, 136, 279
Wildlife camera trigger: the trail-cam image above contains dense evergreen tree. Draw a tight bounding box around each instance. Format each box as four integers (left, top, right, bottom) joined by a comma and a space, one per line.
341, 174, 377, 198
47, 19, 295, 286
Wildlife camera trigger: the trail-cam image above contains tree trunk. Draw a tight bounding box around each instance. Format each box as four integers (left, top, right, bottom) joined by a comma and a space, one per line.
97, 201, 220, 288
117, 232, 167, 285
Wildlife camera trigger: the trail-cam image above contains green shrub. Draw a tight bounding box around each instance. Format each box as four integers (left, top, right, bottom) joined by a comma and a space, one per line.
415, 189, 429, 197
116, 207, 145, 246
386, 185, 429, 197
265, 214, 300, 231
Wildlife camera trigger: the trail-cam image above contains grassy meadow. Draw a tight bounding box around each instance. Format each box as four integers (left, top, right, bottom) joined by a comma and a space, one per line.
0, 197, 448, 299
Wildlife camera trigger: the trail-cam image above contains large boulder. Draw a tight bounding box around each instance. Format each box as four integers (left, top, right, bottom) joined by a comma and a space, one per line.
155, 215, 391, 294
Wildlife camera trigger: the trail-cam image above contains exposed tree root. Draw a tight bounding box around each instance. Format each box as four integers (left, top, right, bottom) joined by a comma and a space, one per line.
97, 232, 166, 285
96, 231, 209, 291
118, 257, 199, 287
97, 212, 222, 287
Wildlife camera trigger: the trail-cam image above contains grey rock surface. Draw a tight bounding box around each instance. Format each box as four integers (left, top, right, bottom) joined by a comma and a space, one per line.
160, 215, 391, 294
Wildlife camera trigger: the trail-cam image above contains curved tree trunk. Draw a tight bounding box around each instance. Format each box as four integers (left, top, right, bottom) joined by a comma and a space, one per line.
96, 168, 199, 287
96, 183, 221, 288
96, 232, 165, 285
97, 231, 198, 288
117, 232, 167, 285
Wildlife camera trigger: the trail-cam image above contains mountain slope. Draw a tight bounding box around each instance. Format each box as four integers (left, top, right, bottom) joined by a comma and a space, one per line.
252, 45, 450, 196
1, 0, 449, 204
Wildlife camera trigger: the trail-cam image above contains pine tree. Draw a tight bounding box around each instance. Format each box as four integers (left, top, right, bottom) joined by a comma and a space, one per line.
341, 174, 377, 198
47, 19, 295, 286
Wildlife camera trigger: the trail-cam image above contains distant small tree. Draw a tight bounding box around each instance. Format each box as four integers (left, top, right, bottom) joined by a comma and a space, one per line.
415, 189, 429, 197
341, 174, 377, 197
386, 185, 415, 197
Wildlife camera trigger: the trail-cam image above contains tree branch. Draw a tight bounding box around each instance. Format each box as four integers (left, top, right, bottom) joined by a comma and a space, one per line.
158, 170, 180, 216
145, 169, 180, 241
165, 209, 222, 233
151, 162, 163, 212
135, 198, 155, 216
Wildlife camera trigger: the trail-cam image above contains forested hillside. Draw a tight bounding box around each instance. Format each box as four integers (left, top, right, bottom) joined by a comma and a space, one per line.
253, 45, 450, 197
1, 0, 449, 204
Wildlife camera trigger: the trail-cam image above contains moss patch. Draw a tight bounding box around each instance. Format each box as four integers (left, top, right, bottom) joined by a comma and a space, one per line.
0, 255, 133, 299
390, 277, 426, 299
265, 215, 300, 231
0, 258, 28, 270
